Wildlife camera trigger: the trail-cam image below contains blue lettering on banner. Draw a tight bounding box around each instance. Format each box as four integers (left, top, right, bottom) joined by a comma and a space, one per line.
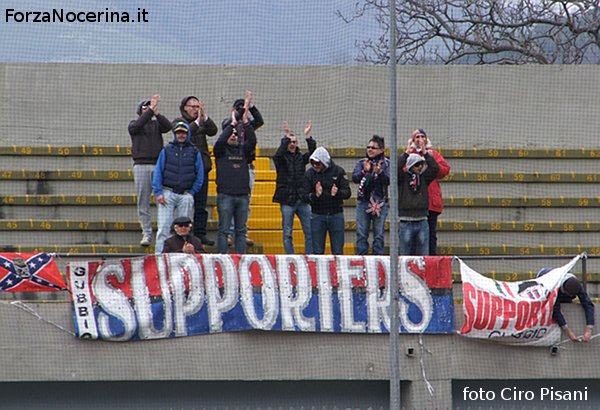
67, 254, 455, 341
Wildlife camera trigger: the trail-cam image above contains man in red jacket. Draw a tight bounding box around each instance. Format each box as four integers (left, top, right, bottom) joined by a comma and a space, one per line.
407, 129, 450, 255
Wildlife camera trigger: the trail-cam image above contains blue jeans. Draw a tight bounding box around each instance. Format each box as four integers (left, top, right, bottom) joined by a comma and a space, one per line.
311, 213, 345, 255
355, 201, 388, 255
217, 193, 249, 254
155, 190, 194, 254
227, 166, 254, 236
281, 200, 313, 254
399, 219, 429, 256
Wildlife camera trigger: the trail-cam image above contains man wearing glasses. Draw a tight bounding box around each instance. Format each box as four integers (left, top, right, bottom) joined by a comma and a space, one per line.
302, 146, 352, 255
176, 96, 218, 247
352, 135, 390, 255
128, 95, 172, 247
163, 216, 204, 254
272, 120, 316, 254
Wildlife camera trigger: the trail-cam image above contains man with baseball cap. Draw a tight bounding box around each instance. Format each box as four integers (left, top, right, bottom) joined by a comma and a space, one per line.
152, 122, 204, 253
163, 216, 204, 254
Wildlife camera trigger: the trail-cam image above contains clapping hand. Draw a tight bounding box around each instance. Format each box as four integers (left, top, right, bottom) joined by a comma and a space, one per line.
149, 94, 160, 114
315, 181, 323, 197
283, 120, 292, 136
304, 120, 312, 138
331, 184, 338, 196
182, 241, 195, 254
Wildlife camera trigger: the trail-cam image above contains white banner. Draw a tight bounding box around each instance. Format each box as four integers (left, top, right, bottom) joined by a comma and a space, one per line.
458, 255, 581, 346
67, 254, 455, 341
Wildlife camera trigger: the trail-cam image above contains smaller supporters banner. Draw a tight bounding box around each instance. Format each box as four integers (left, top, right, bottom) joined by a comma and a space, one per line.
67, 254, 454, 341
458, 255, 581, 346
0, 253, 66, 292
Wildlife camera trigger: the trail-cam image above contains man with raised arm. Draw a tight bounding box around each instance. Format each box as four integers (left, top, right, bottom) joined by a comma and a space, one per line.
128, 94, 171, 247
272, 120, 316, 254
214, 91, 257, 255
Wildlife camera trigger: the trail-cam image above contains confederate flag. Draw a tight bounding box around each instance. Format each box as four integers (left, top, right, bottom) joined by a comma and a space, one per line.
0, 253, 67, 292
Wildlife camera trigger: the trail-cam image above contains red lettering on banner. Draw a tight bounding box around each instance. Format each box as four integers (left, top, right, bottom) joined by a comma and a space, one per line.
502, 299, 516, 329
460, 283, 476, 334
515, 301, 530, 331
527, 301, 541, 327
462, 283, 562, 334
474, 289, 490, 330
546, 288, 558, 325
487, 295, 503, 330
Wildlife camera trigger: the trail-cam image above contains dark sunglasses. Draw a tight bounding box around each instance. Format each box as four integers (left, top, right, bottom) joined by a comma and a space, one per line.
366, 145, 380, 150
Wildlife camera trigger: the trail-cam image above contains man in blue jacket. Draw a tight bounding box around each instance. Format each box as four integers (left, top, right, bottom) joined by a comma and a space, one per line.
152, 122, 204, 254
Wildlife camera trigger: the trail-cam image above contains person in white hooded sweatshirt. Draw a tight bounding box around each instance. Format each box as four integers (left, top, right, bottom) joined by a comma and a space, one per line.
397, 148, 439, 255
302, 146, 351, 254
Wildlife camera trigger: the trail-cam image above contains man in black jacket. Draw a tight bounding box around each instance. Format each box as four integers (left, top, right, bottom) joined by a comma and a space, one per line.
176, 96, 218, 246
214, 91, 257, 254
397, 150, 439, 255
537, 268, 594, 343
221, 91, 264, 247
302, 146, 351, 255
163, 216, 204, 254
128, 95, 171, 247
272, 120, 316, 254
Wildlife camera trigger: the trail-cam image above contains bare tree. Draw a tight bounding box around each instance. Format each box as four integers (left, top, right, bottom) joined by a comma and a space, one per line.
338, 0, 600, 64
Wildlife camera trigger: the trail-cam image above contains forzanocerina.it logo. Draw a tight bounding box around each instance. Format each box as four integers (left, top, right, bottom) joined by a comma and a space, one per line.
4, 7, 149, 23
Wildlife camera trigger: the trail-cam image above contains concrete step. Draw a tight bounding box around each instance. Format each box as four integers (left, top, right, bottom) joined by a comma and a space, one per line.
0, 243, 264, 255
3, 178, 598, 198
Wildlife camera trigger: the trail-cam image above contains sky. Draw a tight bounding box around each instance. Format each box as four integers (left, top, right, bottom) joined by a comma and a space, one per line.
0, 0, 379, 64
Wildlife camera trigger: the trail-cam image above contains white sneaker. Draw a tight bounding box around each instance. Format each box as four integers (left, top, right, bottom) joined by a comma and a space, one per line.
140, 235, 152, 247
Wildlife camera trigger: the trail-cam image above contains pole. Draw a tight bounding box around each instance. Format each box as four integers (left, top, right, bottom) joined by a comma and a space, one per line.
388, 0, 400, 408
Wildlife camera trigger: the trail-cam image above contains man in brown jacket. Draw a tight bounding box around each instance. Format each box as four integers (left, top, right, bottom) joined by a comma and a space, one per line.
175, 96, 218, 246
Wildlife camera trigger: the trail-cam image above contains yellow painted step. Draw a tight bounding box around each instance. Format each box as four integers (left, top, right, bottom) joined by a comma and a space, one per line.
246, 230, 310, 245
207, 169, 276, 182
211, 204, 280, 219
208, 181, 276, 196
206, 195, 279, 206
263, 243, 355, 255
247, 217, 308, 230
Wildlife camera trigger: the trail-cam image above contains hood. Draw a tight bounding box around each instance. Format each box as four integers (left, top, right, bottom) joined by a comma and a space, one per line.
172, 121, 192, 144
309, 147, 331, 168
179, 95, 198, 121
406, 153, 425, 172
136, 99, 151, 116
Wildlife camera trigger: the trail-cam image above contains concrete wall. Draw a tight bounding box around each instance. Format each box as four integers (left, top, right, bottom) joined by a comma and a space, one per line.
2, 63, 600, 148
1, 300, 598, 408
